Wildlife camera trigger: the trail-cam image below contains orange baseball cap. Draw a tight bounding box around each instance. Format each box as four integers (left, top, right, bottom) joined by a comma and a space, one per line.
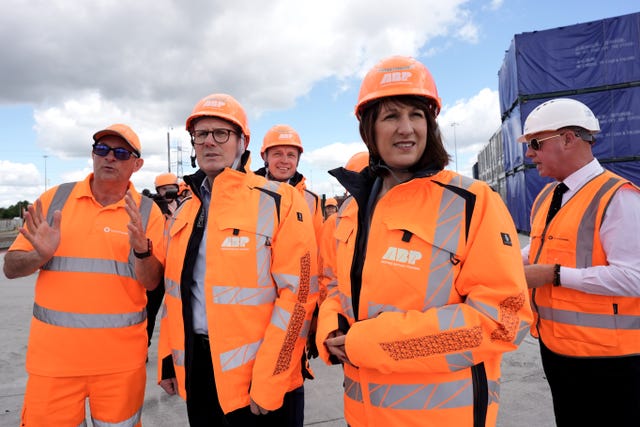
93, 124, 141, 156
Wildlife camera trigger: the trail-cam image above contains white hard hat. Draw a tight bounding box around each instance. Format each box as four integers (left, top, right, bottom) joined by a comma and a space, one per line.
517, 98, 600, 142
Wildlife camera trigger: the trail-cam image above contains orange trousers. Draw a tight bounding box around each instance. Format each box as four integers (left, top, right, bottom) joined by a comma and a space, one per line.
21, 365, 146, 427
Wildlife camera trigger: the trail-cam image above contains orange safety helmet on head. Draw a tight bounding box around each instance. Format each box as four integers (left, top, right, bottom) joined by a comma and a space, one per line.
260, 124, 303, 158
185, 93, 250, 147
325, 197, 338, 208
345, 151, 369, 172
154, 172, 178, 189
355, 56, 441, 119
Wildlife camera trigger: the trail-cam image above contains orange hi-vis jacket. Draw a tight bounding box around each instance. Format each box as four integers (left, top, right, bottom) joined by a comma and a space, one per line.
316, 167, 532, 427
528, 170, 640, 357
162, 164, 318, 414
8, 174, 166, 377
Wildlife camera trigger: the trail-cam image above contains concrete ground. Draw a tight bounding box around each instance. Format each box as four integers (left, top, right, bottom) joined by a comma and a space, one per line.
0, 233, 555, 426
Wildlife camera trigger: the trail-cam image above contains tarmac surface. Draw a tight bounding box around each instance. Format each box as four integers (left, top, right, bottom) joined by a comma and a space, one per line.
0, 233, 556, 426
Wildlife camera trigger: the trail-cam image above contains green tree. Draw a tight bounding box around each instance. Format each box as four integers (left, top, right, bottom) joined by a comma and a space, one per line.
0, 200, 30, 219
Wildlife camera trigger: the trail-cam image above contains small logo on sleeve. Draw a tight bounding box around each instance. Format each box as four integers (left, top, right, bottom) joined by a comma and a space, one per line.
500, 232, 513, 246
297, 212, 303, 222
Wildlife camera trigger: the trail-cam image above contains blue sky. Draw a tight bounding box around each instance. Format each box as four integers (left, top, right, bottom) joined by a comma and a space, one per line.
0, 0, 637, 208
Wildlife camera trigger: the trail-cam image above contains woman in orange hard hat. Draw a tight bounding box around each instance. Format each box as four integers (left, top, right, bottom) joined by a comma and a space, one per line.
315, 56, 533, 427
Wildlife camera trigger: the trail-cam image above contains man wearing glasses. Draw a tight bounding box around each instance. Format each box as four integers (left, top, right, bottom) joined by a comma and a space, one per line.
158, 93, 317, 426
519, 98, 640, 426
3, 123, 165, 426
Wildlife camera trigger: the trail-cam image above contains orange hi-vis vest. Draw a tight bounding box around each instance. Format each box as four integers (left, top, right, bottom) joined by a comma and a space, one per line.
528, 170, 640, 357
162, 167, 318, 414
8, 175, 166, 377
317, 169, 532, 427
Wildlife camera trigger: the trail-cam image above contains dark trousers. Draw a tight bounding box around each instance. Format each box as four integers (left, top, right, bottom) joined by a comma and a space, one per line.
540, 340, 640, 427
145, 280, 165, 346
186, 334, 302, 427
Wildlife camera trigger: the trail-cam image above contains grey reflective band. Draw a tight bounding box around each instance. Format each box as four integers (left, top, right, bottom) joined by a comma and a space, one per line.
575, 177, 620, 268
368, 379, 499, 410
538, 306, 640, 330
219, 339, 262, 372
42, 256, 135, 278
92, 408, 141, 427
33, 302, 146, 328
213, 286, 277, 305
344, 375, 363, 402
164, 278, 181, 298
531, 184, 555, 221
424, 176, 470, 310
172, 349, 185, 367
47, 182, 76, 225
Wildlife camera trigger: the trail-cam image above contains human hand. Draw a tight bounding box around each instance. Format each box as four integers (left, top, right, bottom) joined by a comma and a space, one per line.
124, 190, 147, 253
324, 330, 351, 365
523, 264, 555, 289
20, 200, 61, 262
249, 397, 270, 415
159, 377, 179, 395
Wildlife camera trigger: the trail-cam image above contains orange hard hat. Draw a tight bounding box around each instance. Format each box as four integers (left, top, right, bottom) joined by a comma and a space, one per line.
154, 172, 178, 189
260, 124, 303, 157
355, 56, 441, 119
325, 197, 338, 208
93, 123, 141, 156
185, 93, 250, 147
345, 151, 369, 172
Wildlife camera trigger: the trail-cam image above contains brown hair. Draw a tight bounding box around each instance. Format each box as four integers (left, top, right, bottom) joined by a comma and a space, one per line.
358, 95, 450, 173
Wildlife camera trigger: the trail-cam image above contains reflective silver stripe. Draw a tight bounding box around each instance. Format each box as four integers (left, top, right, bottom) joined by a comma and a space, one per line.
344, 374, 363, 403
515, 319, 530, 344
424, 177, 469, 310
300, 318, 310, 338
339, 291, 354, 320
309, 275, 319, 295
369, 378, 499, 410
270, 305, 291, 331
531, 185, 554, 220
272, 272, 300, 294
33, 302, 146, 328
159, 302, 167, 319
219, 339, 262, 372
213, 285, 276, 305
575, 177, 620, 268
47, 182, 76, 225
303, 190, 317, 217
445, 351, 474, 371
465, 297, 499, 324
368, 301, 403, 318
172, 349, 185, 367
77, 420, 87, 427
92, 407, 141, 427
437, 304, 468, 329
538, 306, 640, 330
165, 278, 180, 298
42, 256, 135, 279
256, 189, 276, 288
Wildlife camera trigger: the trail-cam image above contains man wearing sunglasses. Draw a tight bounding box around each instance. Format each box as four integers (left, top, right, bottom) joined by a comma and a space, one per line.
519, 98, 640, 426
3, 123, 166, 427
158, 93, 317, 426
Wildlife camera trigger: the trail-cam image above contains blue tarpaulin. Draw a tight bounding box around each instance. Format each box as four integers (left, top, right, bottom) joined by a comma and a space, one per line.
499, 12, 640, 116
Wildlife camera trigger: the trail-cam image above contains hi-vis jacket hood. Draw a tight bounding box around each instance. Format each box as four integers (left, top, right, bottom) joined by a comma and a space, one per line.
528, 170, 640, 358
161, 160, 318, 414
316, 167, 532, 427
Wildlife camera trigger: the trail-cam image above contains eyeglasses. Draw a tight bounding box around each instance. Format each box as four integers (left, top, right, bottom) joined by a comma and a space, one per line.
192, 128, 237, 145
92, 143, 138, 160
526, 133, 565, 151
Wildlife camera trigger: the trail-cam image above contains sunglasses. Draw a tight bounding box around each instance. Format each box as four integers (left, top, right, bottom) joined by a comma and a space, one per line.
92, 143, 139, 160
526, 133, 565, 151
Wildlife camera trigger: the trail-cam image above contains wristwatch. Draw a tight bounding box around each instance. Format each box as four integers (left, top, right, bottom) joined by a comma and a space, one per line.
134, 238, 153, 259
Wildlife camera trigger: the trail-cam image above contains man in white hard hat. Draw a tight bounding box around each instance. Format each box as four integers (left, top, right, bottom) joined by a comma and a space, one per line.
519, 98, 640, 427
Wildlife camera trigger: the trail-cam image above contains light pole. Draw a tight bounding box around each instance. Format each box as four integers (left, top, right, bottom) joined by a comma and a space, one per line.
43, 155, 49, 190
451, 122, 459, 172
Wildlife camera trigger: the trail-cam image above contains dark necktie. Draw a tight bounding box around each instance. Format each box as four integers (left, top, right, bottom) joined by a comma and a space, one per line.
546, 182, 568, 225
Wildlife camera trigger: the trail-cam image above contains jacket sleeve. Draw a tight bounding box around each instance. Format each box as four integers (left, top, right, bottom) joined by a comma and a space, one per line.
250, 186, 318, 410
344, 187, 533, 375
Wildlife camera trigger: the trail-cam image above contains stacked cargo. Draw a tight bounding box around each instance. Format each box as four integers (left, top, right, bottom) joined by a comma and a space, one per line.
496, 12, 640, 232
